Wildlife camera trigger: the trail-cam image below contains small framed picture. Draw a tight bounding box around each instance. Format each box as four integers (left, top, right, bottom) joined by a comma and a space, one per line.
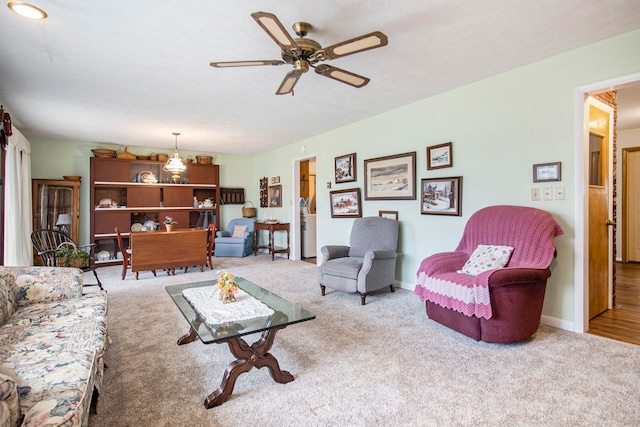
335, 153, 357, 183
421, 177, 462, 216
378, 210, 398, 220
426, 142, 453, 170
533, 162, 561, 182
330, 188, 362, 218
268, 184, 282, 207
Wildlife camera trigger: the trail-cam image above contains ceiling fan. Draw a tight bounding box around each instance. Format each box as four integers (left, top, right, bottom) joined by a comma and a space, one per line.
210, 11, 388, 95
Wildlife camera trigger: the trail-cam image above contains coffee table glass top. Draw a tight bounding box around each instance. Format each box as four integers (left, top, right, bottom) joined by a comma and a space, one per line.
166, 277, 316, 344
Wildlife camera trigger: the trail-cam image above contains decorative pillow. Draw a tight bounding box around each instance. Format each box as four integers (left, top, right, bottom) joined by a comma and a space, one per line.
459, 245, 514, 276
232, 225, 248, 238
0, 364, 30, 395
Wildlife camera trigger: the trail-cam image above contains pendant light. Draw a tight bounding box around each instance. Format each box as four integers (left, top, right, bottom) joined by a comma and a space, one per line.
163, 132, 187, 181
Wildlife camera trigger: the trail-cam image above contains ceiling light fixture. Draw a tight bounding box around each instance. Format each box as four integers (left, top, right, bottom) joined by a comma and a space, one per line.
7, 1, 48, 20
163, 132, 187, 181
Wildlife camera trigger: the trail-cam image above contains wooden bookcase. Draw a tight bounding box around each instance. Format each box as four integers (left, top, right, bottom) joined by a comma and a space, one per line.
89, 157, 220, 265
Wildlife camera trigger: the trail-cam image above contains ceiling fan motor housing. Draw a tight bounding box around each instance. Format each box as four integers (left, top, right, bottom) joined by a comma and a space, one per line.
281, 37, 322, 65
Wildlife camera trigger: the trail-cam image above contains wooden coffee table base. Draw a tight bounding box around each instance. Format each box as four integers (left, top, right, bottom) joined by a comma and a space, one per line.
177, 324, 294, 408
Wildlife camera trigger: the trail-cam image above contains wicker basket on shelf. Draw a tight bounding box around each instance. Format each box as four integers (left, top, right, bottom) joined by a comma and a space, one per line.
196, 155, 213, 164
91, 149, 116, 158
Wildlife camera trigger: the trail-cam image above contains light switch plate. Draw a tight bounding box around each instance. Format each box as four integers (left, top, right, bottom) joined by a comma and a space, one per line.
531, 188, 540, 201
543, 187, 553, 201
555, 186, 565, 200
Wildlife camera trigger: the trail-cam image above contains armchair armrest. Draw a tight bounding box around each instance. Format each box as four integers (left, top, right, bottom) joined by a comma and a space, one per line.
217, 231, 231, 238
417, 251, 469, 277
320, 245, 350, 262
364, 249, 397, 260
484, 267, 552, 288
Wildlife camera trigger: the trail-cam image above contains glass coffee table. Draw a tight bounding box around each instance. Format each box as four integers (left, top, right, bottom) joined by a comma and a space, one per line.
166, 278, 315, 408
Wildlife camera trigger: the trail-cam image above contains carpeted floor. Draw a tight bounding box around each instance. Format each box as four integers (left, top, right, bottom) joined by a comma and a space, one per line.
88, 256, 640, 426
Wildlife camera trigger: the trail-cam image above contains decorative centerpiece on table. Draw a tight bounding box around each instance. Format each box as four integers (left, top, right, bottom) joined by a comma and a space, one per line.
163, 216, 177, 232
214, 270, 239, 303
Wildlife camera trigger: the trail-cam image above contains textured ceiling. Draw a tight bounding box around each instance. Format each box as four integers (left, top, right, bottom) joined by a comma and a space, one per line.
1, 1, 639, 154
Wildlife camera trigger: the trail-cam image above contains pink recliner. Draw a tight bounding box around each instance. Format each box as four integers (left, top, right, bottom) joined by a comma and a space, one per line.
414, 205, 563, 343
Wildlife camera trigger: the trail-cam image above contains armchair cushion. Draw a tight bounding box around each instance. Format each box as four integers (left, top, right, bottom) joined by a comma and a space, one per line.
459, 244, 514, 276
232, 225, 248, 238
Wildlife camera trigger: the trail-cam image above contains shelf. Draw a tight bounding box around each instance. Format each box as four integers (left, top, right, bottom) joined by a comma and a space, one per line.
94, 181, 217, 188
94, 207, 216, 212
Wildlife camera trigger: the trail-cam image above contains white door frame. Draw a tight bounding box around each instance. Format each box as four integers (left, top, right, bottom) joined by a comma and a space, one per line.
291, 152, 317, 261
573, 71, 640, 333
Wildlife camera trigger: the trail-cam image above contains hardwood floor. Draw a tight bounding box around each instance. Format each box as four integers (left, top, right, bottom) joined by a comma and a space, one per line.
588, 262, 640, 345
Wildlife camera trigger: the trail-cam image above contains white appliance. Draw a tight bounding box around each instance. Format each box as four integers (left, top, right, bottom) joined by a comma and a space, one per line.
301, 214, 316, 258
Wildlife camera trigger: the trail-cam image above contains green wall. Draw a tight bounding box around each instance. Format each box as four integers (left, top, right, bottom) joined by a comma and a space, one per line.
29, 29, 640, 329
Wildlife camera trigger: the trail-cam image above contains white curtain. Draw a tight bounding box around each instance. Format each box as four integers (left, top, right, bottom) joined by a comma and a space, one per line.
4, 126, 32, 266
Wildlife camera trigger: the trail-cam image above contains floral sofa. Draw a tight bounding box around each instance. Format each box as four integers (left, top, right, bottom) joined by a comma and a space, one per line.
0, 266, 108, 426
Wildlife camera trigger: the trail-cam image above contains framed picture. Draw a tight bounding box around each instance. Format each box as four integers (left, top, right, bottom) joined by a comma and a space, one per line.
379, 210, 398, 220
426, 142, 453, 170
533, 162, 561, 182
364, 151, 417, 200
330, 188, 362, 218
335, 153, 357, 183
268, 184, 282, 207
420, 177, 462, 216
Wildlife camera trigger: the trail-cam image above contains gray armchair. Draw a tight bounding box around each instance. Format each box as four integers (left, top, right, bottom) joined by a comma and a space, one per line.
214, 218, 255, 257
317, 216, 399, 305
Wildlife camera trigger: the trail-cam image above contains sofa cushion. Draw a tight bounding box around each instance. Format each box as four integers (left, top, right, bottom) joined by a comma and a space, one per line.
15, 268, 83, 308
7, 350, 97, 427
459, 245, 513, 276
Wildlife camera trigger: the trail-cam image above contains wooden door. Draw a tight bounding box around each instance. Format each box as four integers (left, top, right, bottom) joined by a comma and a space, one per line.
625, 149, 640, 262
588, 103, 612, 319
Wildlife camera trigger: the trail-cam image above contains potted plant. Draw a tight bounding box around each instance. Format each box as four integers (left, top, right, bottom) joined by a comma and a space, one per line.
164, 216, 177, 232
55, 242, 91, 268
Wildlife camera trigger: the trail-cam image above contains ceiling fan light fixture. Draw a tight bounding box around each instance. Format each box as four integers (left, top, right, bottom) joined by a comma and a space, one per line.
163, 132, 187, 180
7, 1, 47, 19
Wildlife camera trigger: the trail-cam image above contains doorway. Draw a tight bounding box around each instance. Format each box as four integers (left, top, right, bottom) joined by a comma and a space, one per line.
291, 153, 317, 261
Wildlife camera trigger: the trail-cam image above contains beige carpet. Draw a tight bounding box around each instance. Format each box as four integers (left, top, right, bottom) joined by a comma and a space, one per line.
88, 256, 640, 426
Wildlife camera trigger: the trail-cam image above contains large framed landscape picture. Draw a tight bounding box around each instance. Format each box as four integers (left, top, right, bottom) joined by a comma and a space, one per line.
364, 151, 416, 200
420, 176, 462, 216
330, 188, 362, 218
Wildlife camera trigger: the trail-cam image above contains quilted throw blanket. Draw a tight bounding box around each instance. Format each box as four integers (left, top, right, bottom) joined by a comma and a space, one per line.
414, 205, 564, 320
415, 263, 492, 319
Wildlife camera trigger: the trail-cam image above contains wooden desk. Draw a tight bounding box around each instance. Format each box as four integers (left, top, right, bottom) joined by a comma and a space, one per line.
253, 222, 290, 261
130, 228, 207, 274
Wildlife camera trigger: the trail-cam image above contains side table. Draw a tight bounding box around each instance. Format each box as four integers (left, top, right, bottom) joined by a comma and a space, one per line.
253, 221, 290, 261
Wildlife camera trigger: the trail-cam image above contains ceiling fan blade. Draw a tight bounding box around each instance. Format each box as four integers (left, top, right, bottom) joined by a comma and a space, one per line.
210, 60, 285, 68
276, 70, 302, 95
317, 31, 388, 60
314, 64, 370, 88
251, 11, 300, 56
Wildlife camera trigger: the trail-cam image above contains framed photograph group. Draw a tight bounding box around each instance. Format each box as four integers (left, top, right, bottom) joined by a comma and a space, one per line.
364, 151, 416, 200
420, 177, 462, 216
330, 188, 362, 218
335, 153, 356, 183
426, 142, 452, 170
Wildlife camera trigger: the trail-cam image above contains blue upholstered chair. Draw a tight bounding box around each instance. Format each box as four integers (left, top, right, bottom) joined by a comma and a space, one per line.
317, 216, 399, 305
214, 218, 255, 257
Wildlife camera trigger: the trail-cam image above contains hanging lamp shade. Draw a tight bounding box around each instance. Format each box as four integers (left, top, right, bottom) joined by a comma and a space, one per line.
163, 132, 186, 181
